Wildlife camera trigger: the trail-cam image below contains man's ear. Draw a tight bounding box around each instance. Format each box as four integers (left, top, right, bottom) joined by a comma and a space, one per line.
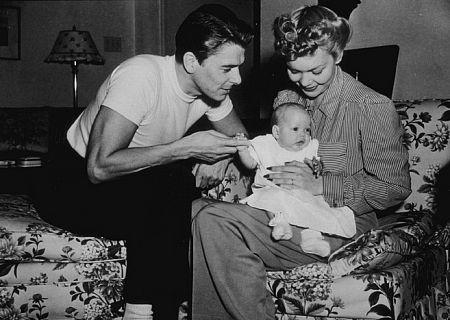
183, 52, 199, 74
272, 125, 280, 140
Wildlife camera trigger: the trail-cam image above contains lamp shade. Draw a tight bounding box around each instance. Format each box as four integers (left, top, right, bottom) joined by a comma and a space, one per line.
44, 26, 104, 65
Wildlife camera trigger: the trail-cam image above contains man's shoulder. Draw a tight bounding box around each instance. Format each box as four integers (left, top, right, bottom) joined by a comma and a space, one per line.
110, 55, 174, 85
120, 54, 169, 69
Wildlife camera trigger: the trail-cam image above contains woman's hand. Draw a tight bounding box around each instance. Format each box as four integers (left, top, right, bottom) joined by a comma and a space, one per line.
265, 160, 323, 195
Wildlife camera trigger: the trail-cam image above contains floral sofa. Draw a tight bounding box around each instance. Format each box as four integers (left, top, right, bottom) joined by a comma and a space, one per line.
204, 98, 450, 320
0, 107, 127, 320
0, 99, 449, 320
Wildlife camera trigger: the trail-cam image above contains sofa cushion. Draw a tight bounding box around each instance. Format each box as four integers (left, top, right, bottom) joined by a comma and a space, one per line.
0, 194, 127, 319
267, 246, 446, 319
0, 194, 126, 264
326, 210, 434, 278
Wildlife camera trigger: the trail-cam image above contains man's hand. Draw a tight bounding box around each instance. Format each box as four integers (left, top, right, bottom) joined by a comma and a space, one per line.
265, 160, 323, 195
180, 130, 251, 163
193, 158, 231, 189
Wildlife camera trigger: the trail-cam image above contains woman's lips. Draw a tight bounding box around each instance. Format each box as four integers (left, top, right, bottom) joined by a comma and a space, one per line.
303, 86, 317, 92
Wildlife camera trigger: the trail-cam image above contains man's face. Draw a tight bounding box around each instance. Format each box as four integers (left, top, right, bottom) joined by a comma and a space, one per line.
192, 43, 245, 102
286, 48, 340, 100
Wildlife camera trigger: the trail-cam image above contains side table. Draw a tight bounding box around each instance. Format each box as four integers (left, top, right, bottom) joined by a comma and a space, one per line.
0, 161, 47, 195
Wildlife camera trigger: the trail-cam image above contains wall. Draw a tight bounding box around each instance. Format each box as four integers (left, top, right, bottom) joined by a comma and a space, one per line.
348, 0, 450, 101
0, 0, 161, 108
258, 0, 450, 116
1, 0, 449, 115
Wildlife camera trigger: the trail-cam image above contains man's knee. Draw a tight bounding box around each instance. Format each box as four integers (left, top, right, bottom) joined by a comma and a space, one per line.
192, 198, 213, 219
191, 199, 236, 231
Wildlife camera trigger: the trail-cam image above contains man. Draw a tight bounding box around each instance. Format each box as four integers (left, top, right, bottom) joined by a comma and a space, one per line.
65, 4, 252, 319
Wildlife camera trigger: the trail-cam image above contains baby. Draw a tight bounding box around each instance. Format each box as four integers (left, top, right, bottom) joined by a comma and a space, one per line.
236, 102, 356, 257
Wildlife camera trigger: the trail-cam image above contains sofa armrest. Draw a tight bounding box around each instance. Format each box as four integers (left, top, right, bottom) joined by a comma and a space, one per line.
328, 210, 436, 278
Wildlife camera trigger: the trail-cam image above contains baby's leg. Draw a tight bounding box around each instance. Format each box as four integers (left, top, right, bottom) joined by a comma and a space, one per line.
300, 229, 331, 257
268, 212, 293, 240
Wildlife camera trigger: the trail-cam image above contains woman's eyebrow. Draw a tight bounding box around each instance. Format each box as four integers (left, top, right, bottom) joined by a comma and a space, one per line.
288, 64, 326, 72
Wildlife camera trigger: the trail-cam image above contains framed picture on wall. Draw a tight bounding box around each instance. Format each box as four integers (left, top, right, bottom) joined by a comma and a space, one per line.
0, 6, 20, 60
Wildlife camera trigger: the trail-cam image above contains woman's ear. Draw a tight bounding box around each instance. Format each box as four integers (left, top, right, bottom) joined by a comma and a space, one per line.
272, 125, 280, 140
183, 52, 198, 74
335, 50, 344, 65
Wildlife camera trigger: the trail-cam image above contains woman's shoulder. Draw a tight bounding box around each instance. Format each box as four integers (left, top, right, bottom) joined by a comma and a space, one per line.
340, 71, 392, 106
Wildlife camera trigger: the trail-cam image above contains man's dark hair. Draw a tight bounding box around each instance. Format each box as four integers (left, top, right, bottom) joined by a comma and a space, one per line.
175, 4, 253, 64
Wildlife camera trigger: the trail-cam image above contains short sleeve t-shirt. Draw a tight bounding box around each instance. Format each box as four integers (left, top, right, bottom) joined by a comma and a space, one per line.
67, 54, 233, 157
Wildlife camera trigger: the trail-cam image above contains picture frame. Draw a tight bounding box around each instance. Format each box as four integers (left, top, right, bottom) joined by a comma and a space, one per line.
0, 6, 21, 60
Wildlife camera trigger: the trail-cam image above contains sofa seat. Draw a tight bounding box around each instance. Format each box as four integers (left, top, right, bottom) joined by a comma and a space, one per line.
266, 212, 447, 319
0, 194, 126, 319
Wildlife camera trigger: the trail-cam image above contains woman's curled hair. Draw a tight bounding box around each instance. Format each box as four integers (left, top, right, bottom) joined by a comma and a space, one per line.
273, 5, 352, 61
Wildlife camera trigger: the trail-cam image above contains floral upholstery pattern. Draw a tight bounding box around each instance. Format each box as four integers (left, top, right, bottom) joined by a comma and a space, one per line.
0, 99, 448, 320
205, 99, 450, 320
0, 194, 126, 319
396, 99, 450, 213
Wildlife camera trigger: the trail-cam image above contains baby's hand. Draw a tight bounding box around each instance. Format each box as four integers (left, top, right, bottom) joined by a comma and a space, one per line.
234, 133, 249, 151
304, 156, 323, 178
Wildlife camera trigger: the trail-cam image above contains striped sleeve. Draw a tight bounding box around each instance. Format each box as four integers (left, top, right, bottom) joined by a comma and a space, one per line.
344, 98, 411, 215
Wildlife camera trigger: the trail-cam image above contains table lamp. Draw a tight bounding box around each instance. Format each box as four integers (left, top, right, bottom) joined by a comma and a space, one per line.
45, 26, 104, 107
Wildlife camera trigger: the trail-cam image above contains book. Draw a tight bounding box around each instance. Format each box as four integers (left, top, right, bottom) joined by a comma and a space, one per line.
16, 156, 42, 167
0, 160, 15, 167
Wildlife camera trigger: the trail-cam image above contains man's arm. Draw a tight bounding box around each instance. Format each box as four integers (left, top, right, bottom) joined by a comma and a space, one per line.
210, 108, 248, 137
193, 108, 250, 188
86, 106, 250, 184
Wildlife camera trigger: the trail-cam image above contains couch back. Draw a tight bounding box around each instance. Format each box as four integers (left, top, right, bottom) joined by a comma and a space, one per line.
395, 99, 450, 216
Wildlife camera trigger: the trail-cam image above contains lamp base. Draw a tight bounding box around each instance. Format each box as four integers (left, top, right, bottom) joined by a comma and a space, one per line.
71, 61, 78, 108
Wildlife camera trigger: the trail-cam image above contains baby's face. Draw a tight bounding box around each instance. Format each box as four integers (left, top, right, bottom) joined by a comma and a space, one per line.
274, 108, 311, 152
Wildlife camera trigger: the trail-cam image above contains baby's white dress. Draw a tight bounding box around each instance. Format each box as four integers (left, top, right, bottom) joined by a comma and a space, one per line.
240, 134, 356, 239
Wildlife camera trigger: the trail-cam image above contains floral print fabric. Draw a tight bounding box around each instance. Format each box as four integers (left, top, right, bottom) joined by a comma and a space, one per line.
0, 194, 126, 319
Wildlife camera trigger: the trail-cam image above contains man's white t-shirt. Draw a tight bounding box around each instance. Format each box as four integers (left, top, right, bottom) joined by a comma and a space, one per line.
67, 55, 233, 157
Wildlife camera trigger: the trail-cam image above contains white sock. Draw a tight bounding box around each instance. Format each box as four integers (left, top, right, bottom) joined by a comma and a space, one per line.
123, 303, 153, 320
300, 229, 331, 257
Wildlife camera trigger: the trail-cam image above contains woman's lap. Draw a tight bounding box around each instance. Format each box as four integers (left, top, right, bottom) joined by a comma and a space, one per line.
192, 198, 331, 269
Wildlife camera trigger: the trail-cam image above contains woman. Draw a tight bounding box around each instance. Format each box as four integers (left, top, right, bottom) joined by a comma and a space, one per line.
191, 5, 411, 320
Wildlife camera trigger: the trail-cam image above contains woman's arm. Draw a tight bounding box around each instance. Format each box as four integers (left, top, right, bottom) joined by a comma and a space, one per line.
343, 100, 411, 215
